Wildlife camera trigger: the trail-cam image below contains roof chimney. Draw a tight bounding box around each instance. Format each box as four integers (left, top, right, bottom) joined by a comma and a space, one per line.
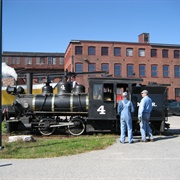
138, 33, 149, 43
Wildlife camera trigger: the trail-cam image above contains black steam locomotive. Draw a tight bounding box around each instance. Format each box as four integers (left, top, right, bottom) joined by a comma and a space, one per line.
4, 75, 169, 136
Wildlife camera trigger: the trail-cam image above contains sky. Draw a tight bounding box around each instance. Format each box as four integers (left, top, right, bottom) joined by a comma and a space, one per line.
2, 0, 180, 53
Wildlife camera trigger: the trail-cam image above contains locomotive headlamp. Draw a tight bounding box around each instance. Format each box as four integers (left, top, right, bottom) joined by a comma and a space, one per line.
6, 86, 17, 95
23, 102, 29, 109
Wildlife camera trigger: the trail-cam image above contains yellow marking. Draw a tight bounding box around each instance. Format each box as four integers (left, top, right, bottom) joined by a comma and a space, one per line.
2, 90, 15, 105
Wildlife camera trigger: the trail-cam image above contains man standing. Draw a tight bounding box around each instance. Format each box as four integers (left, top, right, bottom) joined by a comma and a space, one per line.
117, 92, 134, 144
138, 90, 153, 142
71, 75, 78, 88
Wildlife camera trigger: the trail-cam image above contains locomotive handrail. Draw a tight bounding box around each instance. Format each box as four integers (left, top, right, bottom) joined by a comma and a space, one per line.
33, 111, 88, 114
114, 92, 117, 108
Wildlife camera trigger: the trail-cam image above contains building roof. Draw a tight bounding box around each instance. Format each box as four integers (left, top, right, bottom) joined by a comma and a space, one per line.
2, 51, 65, 57
69, 39, 180, 48
150, 43, 180, 48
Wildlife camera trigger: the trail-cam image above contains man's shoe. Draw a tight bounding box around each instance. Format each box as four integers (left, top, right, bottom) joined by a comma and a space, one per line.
140, 139, 147, 142
129, 140, 134, 144
120, 141, 125, 144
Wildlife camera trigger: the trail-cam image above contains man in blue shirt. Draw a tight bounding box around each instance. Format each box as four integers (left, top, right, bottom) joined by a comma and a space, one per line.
138, 90, 153, 142
117, 92, 134, 144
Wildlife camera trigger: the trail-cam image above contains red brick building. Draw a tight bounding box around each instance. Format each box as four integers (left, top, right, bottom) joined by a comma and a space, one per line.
64, 33, 180, 100
2, 52, 64, 86
2, 33, 180, 100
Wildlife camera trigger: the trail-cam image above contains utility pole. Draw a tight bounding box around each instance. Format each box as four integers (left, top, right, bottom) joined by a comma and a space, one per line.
0, 0, 4, 150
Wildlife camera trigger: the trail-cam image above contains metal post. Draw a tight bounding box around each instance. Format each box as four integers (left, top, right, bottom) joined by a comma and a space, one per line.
26, 73, 33, 94
0, 0, 4, 150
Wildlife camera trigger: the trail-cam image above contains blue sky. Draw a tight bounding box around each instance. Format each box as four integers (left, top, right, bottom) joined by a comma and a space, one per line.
2, 0, 180, 53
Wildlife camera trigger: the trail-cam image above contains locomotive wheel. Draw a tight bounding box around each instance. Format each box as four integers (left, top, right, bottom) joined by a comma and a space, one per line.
38, 118, 56, 136
68, 118, 85, 136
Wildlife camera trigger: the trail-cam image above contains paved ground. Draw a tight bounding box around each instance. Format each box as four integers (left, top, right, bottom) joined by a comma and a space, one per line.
1, 116, 180, 180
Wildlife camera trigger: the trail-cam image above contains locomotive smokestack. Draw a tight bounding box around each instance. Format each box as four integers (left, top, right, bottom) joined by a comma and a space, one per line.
26, 73, 33, 94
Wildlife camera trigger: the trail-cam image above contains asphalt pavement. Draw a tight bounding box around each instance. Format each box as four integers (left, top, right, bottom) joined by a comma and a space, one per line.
1, 116, 180, 180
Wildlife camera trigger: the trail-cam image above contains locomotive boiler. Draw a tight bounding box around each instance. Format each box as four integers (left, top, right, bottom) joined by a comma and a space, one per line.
3, 75, 170, 136
5, 80, 88, 136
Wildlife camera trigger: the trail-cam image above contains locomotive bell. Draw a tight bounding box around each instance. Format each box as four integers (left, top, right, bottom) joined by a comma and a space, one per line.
42, 82, 53, 95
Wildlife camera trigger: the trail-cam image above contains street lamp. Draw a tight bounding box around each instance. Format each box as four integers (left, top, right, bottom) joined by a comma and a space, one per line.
83, 58, 90, 64
71, 56, 90, 73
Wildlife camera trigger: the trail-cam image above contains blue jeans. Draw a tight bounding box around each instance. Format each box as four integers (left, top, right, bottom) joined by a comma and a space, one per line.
140, 113, 153, 140
120, 118, 133, 143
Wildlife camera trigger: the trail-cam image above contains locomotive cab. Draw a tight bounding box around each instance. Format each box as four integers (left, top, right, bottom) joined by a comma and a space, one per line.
86, 77, 143, 133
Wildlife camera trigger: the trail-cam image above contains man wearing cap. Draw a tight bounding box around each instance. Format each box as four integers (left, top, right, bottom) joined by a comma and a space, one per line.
138, 90, 153, 142
117, 92, 134, 144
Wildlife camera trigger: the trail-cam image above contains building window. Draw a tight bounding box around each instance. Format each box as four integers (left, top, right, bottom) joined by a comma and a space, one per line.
49, 75, 54, 82
2, 56, 9, 63
24, 57, 32, 65
48, 57, 56, 65
127, 64, 134, 77
163, 65, 169, 77
11, 57, 16, 64
37, 77, 43, 83
162, 49, 168, 58
16, 57, 20, 64
11, 57, 20, 64
101, 47, 108, 56
75, 63, 83, 73
88, 63, 96, 72
175, 88, 180, 97
174, 50, 180, 58
114, 47, 121, 56
151, 49, 157, 57
126, 48, 133, 56
88, 46, 95, 55
101, 63, 109, 76
114, 64, 121, 77
174, 65, 180, 77
36, 57, 45, 65
139, 64, 146, 77
59, 57, 64, 65
75, 46, 82, 55
138, 49, 145, 57
88, 63, 96, 77
151, 65, 158, 77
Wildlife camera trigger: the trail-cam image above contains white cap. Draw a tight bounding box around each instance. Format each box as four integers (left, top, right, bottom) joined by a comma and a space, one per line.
141, 90, 148, 94
122, 92, 128, 96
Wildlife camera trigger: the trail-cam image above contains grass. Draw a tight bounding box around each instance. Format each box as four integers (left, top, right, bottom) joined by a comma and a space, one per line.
0, 133, 117, 159
1, 122, 7, 134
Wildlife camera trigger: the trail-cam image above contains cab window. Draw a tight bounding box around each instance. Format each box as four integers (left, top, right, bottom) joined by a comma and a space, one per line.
93, 84, 103, 100
103, 84, 113, 101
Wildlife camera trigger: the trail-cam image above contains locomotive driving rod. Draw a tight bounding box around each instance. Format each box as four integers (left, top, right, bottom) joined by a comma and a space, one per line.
49, 122, 74, 128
